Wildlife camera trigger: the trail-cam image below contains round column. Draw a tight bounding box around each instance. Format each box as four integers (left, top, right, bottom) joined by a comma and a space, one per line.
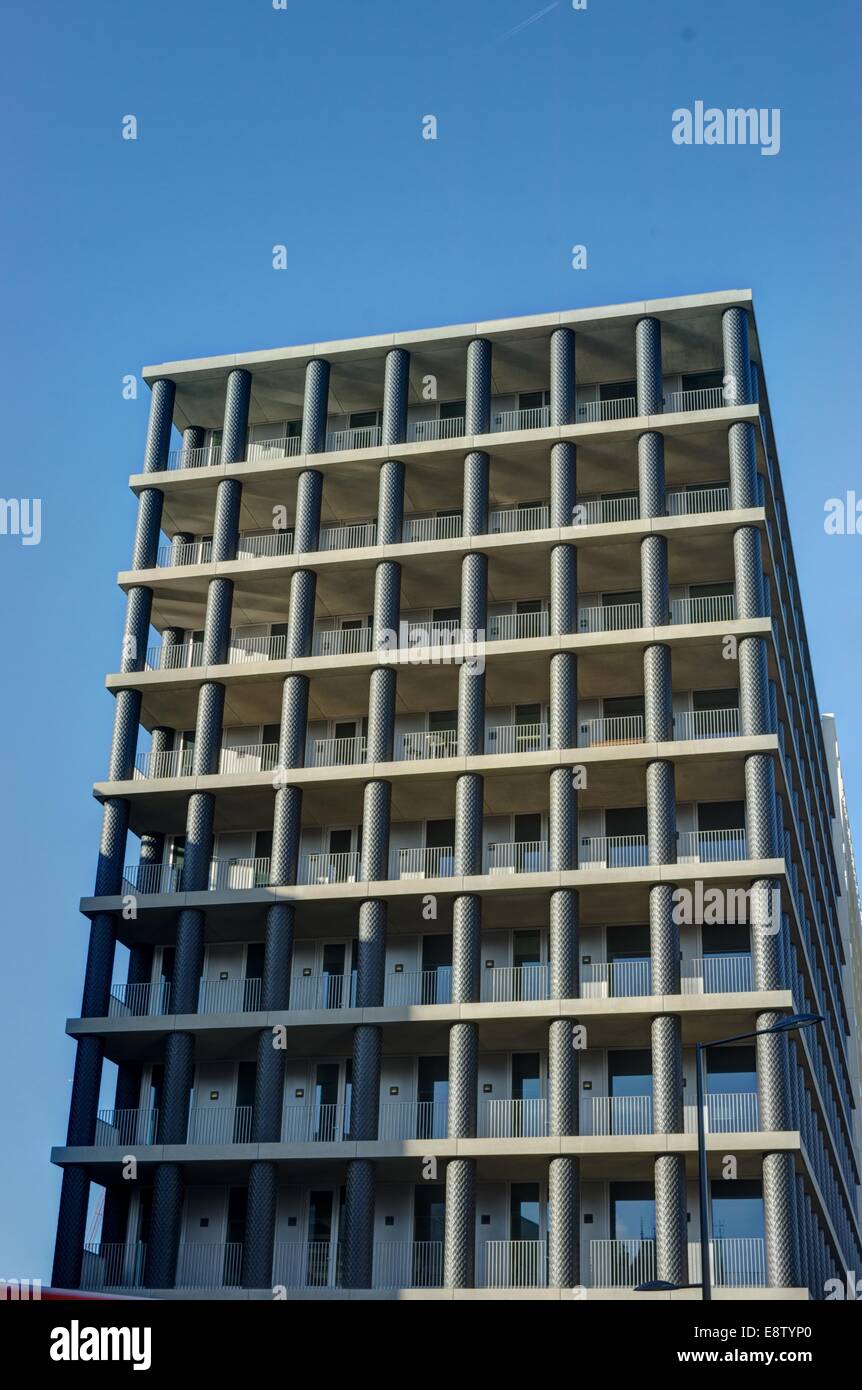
635, 317, 663, 417
549, 327, 575, 426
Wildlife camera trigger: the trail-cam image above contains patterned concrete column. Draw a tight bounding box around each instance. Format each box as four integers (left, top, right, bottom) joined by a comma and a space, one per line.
293, 468, 323, 555
739, 636, 771, 735
745, 755, 779, 860
343, 888, 387, 1285
550, 327, 576, 426
647, 760, 677, 867
452, 895, 481, 1004
367, 668, 397, 762
455, 773, 483, 878
549, 1018, 578, 1136
373, 558, 401, 654
549, 651, 578, 751
644, 643, 673, 742
377, 459, 405, 546
641, 533, 669, 627
221, 368, 252, 466
362, 781, 391, 884
549, 889, 579, 1000
734, 527, 766, 619
106, 690, 141, 783
636, 317, 663, 417
342, 1159, 376, 1289
548, 1156, 580, 1288
722, 307, 753, 407
458, 552, 487, 755
52, 1167, 92, 1288
300, 358, 330, 456
94, 797, 130, 897
448, 1022, 478, 1138
550, 543, 577, 636
143, 377, 176, 477
144, 1164, 184, 1289
550, 443, 577, 528
638, 431, 666, 519
463, 449, 489, 538
130, 487, 164, 571
728, 421, 759, 510
286, 569, 317, 658
120, 586, 152, 674
241, 1161, 278, 1289
444, 1159, 476, 1287
549, 765, 576, 872
180, 425, 205, 470
763, 1152, 799, 1287
654, 1152, 688, 1286
271, 786, 302, 886
382, 347, 410, 446
158, 1032, 194, 1144
465, 338, 491, 436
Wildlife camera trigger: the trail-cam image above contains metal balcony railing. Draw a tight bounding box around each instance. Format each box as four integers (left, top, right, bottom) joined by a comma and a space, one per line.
145, 640, 203, 670
486, 841, 549, 874
312, 626, 373, 657
299, 851, 362, 885
272, 1241, 340, 1289
218, 743, 277, 775
577, 396, 637, 423
666, 485, 731, 515
492, 406, 551, 432
122, 862, 182, 895
378, 1100, 448, 1141
674, 707, 740, 740
373, 1241, 443, 1290
687, 1239, 767, 1288
175, 1242, 243, 1289
589, 1238, 656, 1288
677, 828, 748, 862
209, 856, 272, 890
389, 846, 455, 879
133, 747, 194, 779
487, 610, 549, 641
682, 954, 753, 995
585, 1095, 653, 1136
578, 602, 643, 633
579, 835, 649, 868
574, 495, 640, 525
398, 729, 458, 761
186, 1106, 253, 1145
305, 734, 367, 768
166, 443, 222, 471
236, 531, 294, 560
488, 503, 551, 534
578, 715, 644, 747
480, 964, 549, 1002
663, 385, 727, 413
281, 1103, 347, 1143
404, 617, 464, 647
580, 959, 652, 997
157, 538, 213, 568
402, 513, 462, 542
482, 1240, 547, 1289
408, 417, 465, 442
485, 723, 549, 755
478, 1098, 548, 1138
319, 521, 377, 551
81, 1243, 147, 1291
289, 970, 357, 1011
95, 1109, 159, 1147
246, 435, 302, 463
325, 425, 382, 452
197, 976, 262, 1014
107, 980, 172, 1016
228, 632, 288, 664
671, 593, 736, 624
383, 967, 452, 1006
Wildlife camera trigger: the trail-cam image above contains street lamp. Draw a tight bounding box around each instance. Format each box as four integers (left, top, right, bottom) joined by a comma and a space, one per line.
636, 1012, 824, 1299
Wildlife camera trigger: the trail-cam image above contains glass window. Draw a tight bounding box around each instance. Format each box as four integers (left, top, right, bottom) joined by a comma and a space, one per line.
610, 1181, 655, 1240
692, 688, 739, 711
510, 1183, 541, 1240
599, 380, 637, 401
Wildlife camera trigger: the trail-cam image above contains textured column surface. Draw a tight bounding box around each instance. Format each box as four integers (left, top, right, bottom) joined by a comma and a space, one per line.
455, 773, 483, 876
738, 636, 771, 735
277, 674, 309, 772
201, 577, 233, 666
382, 348, 410, 446
300, 358, 330, 456
52, 1167, 91, 1288
179, 794, 215, 893
655, 1153, 688, 1285
763, 1151, 799, 1287
180, 425, 205, 469
270, 785, 302, 886
373, 559, 401, 650
221, 368, 252, 466
361, 781, 391, 883
262, 903, 294, 1009
451, 895, 481, 1003
640, 534, 669, 627
734, 526, 765, 618
549, 888, 579, 999
549, 327, 575, 426
342, 1159, 375, 1289
550, 543, 577, 636
549, 765, 576, 871
143, 378, 176, 474
647, 760, 677, 866
448, 1022, 478, 1137
192, 682, 225, 775
638, 431, 666, 518
377, 458, 406, 546
158, 1031, 194, 1143
548, 1156, 580, 1288
649, 883, 681, 996
94, 797, 130, 897
356, 899, 387, 1008
550, 441, 576, 527
242, 1161, 278, 1289
120, 586, 152, 673
350, 1025, 382, 1141
144, 1164, 184, 1289
548, 1017, 578, 1135
252, 1027, 286, 1142
460, 550, 487, 634
745, 755, 779, 859
644, 644, 673, 742
728, 421, 759, 509
549, 650, 578, 750
294, 469, 323, 554
211, 478, 242, 563
286, 569, 317, 659
652, 1014, 684, 1131
465, 338, 491, 436
750, 880, 783, 990
171, 908, 205, 1015
463, 451, 489, 538
130, 487, 164, 570
81, 914, 117, 1018
66, 1036, 104, 1145
722, 306, 753, 406
635, 317, 663, 417
443, 1159, 476, 1287
367, 667, 397, 761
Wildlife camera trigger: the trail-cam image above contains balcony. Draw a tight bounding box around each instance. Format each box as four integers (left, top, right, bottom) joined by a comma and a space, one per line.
281, 1103, 348, 1143
378, 1100, 448, 1141
218, 743, 277, 775
590, 1238, 766, 1289
299, 850, 362, 885
485, 723, 549, 755
408, 417, 465, 443
398, 729, 458, 761
576, 396, 637, 424
187, 1106, 253, 1145
486, 841, 549, 875
492, 406, 551, 433
488, 503, 551, 534
388, 846, 454, 880
165, 443, 222, 471
319, 521, 377, 552
583, 1092, 760, 1136
402, 514, 462, 543
487, 611, 550, 641
325, 425, 382, 452
578, 602, 643, 634
383, 967, 452, 1006
478, 1098, 548, 1138
674, 707, 740, 740
480, 963, 549, 1002
670, 593, 736, 625
246, 435, 302, 464
305, 734, 368, 768
312, 626, 373, 657
582, 955, 754, 999
575, 495, 640, 526
134, 747, 194, 779
677, 828, 748, 863
197, 976, 262, 1014
578, 715, 644, 748
663, 385, 726, 414
579, 835, 649, 868
95, 1109, 158, 1147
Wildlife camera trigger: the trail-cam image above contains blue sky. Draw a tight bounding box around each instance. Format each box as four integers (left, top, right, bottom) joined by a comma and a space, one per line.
1, 0, 859, 1278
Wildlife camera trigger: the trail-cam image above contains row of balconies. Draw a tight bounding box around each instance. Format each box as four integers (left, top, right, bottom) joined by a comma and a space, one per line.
81, 1235, 768, 1291
142, 592, 739, 671
119, 829, 750, 899
106, 951, 756, 1019
151, 485, 735, 568
160, 382, 741, 472
131, 707, 742, 780
93, 1091, 762, 1149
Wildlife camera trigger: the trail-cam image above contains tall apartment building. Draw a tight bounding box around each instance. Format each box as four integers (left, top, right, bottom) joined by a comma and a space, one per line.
51, 291, 862, 1300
